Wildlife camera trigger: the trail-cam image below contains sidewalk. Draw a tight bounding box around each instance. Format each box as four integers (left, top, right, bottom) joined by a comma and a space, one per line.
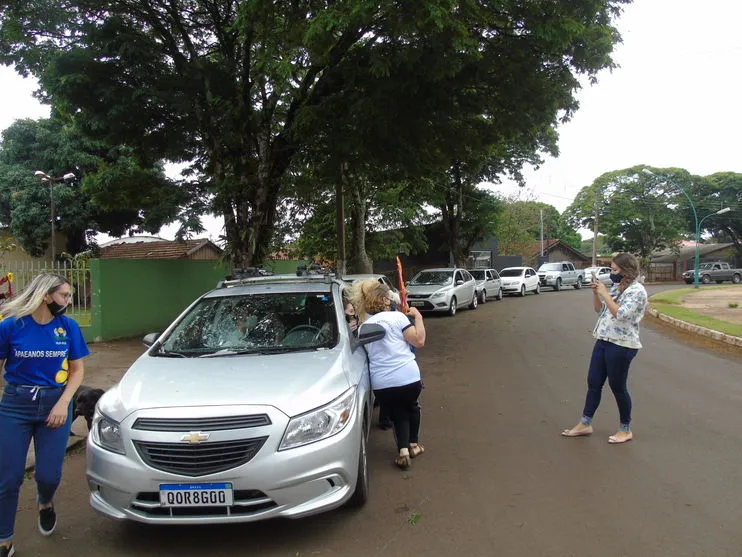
24, 338, 145, 471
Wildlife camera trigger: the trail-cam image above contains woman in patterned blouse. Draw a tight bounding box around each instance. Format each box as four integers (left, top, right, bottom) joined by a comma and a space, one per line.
561, 253, 648, 444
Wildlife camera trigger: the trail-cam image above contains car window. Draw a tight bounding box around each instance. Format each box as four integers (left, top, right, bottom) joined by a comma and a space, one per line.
469, 270, 485, 280
538, 263, 561, 272
500, 269, 524, 277
562, 264, 569, 271
485, 270, 492, 280
455, 270, 464, 283
491, 270, 500, 279
379, 276, 391, 289
159, 292, 338, 356
409, 271, 453, 286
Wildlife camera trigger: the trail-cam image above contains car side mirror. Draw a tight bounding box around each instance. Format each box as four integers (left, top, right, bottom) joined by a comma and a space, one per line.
355, 323, 386, 347
142, 332, 161, 348
456, 279, 464, 286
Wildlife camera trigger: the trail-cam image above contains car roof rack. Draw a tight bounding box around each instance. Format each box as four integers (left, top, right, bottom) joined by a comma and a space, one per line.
216, 265, 337, 289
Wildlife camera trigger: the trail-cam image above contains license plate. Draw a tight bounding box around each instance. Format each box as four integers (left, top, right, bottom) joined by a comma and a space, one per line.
159, 482, 234, 507
409, 301, 424, 307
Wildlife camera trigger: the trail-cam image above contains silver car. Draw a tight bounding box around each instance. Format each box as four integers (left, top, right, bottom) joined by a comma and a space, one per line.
584, 266, 613, 286
468, 268, 503, 303
405, 267, 477, 316
86, 273, 385, 524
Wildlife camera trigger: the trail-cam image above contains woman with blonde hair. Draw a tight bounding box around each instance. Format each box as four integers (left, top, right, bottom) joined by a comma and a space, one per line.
562, 253, 647, 444
0, 274, 90, 557
350, 279, 426, 469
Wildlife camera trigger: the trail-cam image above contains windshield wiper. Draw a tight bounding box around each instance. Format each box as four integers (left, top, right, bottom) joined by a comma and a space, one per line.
198, 348, 259, 358
153, 349, 187, 358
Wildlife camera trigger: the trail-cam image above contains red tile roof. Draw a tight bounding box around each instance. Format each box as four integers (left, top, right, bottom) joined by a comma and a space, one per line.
99, 239, 222, 259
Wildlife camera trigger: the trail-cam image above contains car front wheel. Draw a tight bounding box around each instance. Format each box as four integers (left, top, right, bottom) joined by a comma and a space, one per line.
448, 297, 457, 316
346, 424, 368, 508
478, 289, 487, 304
519, 285, 526, 297
702, 274, 712, 284
574, 277, 582, 289
534, 282, 540, 295
553, 278, 561, 291
497, 288, 503, 301
733, 274, 741, 284
469, 292, 478, 310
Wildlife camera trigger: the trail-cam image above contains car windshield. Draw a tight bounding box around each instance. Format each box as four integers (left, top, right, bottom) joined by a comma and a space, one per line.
698, 263, 715, 270
584, 267, 600, 274
469, 270, 486, 280
500, 269, 524, 277
409, 271, 453, 286
538, 263, 562, 272
157, 292, 338, 356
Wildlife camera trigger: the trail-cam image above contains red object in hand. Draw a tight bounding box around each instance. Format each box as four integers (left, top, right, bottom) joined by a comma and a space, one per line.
396, 256, 408, 312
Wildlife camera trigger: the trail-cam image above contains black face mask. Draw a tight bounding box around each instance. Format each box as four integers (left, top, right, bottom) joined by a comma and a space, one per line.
609, 273, 623, 284
47, 301, 68, 317
389, 301, 398, 312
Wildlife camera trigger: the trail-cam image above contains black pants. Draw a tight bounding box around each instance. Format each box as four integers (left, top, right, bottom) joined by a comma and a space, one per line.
373, 381, 422, 451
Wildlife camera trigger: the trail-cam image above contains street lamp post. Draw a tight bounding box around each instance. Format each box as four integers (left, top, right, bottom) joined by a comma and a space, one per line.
642, 169, 731, 288
34, 171, 75, 261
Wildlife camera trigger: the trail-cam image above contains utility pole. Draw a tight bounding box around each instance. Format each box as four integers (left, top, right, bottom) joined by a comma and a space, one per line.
540, 209, 544, 258
591, 199, 599, 267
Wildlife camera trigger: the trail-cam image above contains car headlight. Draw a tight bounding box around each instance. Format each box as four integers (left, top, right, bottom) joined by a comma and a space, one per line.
430, 290, 447, 299
279, 388, 356, 450
546, 274, 553, 279
92, 413, 126, 455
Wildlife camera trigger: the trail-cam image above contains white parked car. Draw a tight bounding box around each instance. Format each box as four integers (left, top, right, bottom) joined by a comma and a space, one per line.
405, 267, 477, 316
499, 267, 540, 296
584, 266, 613, 286
468, 268, 503, 303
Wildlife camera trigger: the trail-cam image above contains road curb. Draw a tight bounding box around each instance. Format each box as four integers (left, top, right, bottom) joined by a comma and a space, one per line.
646, 306, 742, 348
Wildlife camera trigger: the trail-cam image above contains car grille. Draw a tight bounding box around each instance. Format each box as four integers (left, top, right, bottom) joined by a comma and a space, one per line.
133, 437, 268, 477
132, 415, 271, 431
406, 294, 430, 299
130, 489, 277, 518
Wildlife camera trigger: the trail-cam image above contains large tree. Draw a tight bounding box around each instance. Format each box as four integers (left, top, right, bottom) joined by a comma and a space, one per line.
692, 172, 742, 261
0, 118, 184, 256
1, 0, 629, 265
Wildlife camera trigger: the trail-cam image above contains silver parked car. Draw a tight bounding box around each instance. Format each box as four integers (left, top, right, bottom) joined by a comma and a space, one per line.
584, 266, 613, 286
86, 272, 385, 525
405, 267, 477, 316
468, 268, 503, 303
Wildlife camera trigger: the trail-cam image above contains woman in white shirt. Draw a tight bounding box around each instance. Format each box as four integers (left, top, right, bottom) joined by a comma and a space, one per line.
351, 279, 426, 469
561, 253, 648, 444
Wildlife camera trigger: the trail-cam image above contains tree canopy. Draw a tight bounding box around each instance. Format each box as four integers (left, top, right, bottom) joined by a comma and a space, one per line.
1, 0, 629, 266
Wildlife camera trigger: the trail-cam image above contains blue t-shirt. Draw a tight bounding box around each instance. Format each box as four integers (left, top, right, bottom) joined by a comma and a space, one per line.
0, 314, 90, 387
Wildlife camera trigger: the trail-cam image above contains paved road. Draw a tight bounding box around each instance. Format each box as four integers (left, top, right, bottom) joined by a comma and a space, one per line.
10, 286, 742, 557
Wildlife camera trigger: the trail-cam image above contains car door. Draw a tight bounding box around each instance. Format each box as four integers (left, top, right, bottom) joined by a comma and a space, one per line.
562, 263, 574, 284
524, 268, 534, 290
490, 269, 502, 292
459, 269, 475, 303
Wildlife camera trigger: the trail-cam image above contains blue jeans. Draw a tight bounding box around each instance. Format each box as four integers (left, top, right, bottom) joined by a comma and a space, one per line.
0, 384, 72, 542
582, 340, 638, 428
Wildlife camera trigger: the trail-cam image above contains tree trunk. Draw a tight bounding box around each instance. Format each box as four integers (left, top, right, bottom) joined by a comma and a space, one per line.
440, 162, 468, 267
348, 170, 372, 274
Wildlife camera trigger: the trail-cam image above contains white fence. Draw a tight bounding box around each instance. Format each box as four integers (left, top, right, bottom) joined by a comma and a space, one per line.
0, 260, 91, 313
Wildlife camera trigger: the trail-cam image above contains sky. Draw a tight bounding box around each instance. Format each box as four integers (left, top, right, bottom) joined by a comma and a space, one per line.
1, 0, 741, 242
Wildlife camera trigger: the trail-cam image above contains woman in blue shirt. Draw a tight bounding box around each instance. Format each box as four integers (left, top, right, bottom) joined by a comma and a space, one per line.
561, 253, 647, 444
0, 274, 90, 557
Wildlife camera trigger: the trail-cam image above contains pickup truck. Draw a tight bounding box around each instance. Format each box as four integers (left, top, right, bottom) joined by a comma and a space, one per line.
682, 262, 742, 284
536, 261, 585, 291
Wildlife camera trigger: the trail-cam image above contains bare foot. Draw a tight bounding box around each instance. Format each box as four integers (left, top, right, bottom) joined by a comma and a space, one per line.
561, 423, 593, 437
608, 430, 633, 444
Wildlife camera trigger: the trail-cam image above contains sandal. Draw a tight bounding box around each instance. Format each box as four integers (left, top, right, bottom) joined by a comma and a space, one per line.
409, 443, 425, 458
561, 425, 593, 437
394, 454, 410, 469
608, 431, 633, 444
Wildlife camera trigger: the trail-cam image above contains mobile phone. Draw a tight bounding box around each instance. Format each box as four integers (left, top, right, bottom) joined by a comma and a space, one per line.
591, 272, 598, 283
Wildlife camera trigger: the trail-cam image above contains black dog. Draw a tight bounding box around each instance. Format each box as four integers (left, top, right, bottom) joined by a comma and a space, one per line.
71, 386, 105, 433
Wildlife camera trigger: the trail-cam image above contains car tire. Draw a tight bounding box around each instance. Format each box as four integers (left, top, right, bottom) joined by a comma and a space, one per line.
497, 288, 503, 301
469, 293, 478, 310
716, 280, 723, 284
553, 278, 561, 291
519, 285, 526, 297
479, 289, 487, 304
574, 277, 582, 290
702, 274, 712, 284
733, 274, 741, 284
534, 282, 540, 295
448, 297, 457, 316
346, 423, 369, 508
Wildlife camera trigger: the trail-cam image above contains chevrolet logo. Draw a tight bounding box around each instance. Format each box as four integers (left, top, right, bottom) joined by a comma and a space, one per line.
180, 431, 210, 444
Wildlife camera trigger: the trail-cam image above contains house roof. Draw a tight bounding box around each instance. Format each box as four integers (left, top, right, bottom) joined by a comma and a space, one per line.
99, 239, 223, 259
650, 243, 734, 263
529, 239, 590, 261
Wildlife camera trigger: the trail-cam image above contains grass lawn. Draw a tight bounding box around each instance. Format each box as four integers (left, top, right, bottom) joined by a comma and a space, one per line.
650, 303, 742, 338
649, 285, 738, 305
68, 309, 92, 327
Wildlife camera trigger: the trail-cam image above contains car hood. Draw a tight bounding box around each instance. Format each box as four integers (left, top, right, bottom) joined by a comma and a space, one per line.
406, 284, 452, 295
100, 349, 351, 421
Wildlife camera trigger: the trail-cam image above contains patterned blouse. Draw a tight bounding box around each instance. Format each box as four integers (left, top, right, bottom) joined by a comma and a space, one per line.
592, 280, 648, 349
